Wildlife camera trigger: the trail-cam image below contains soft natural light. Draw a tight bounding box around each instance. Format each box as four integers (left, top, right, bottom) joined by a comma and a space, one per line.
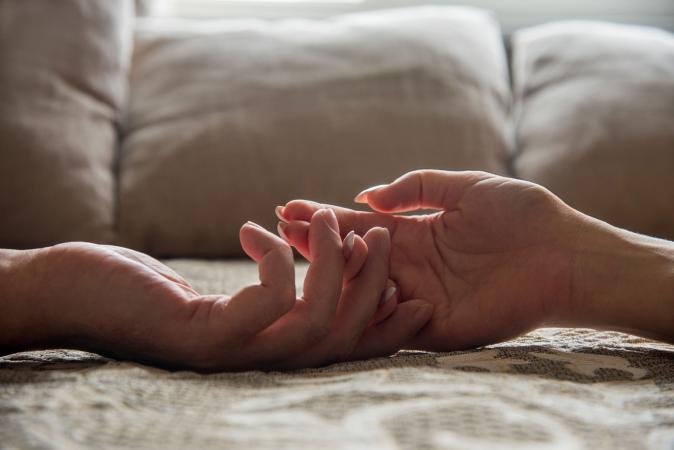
203, 0, 364, 3
149, 0, 674, 33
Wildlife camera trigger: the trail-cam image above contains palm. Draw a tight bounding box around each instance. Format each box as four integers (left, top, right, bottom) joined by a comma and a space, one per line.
43, 243, 206, 364
387, 177, 572, 350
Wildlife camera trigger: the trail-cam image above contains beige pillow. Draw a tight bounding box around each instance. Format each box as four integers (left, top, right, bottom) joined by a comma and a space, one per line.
513, 22, 674, 240
0, 0, 133, 248
120, 7, 511, 256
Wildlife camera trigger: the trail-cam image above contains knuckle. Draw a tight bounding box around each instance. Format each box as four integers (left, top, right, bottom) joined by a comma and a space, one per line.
376, 228, 392, 248
363, 230, 390, 260
522, 182, 557, 209
270, 243, 293, 261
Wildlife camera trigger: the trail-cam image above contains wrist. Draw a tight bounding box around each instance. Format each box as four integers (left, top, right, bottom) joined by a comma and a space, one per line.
560, 215, 674, 341
0, 248, 52, 354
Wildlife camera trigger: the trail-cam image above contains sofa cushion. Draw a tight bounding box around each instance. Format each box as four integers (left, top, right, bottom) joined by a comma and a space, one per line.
120, 6, 511, 256
512, 22, 674, 240
0, 0, 133, 248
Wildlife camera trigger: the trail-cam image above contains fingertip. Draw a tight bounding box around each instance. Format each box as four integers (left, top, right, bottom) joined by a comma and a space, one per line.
283, 199, 321, 221
275, 206, 287, 223
239, 221, 262, 244
381, 286, 396, 305
353, 233, 367, 250
312, 208, 339, 234
343, 230, 355, 260
309, 209, 342, 249
277, 222, 290, 242
371, 281, 398, 325
354, 184, 388, 204
240, 221, 288, 262
306, 209, 344, 270
343, 234, 368, 281
282, 220, 311, 260
241, 220, 263, 232
362, 226, 391, 254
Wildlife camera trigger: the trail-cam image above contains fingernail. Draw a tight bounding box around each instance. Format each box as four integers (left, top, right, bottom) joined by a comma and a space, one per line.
380, 286, 396, 305
345, 230, 355, 251
322, 208, 340, 234
275, 206, 287, 222
277, 222, 290, 241
245, 221, 263, 229
343, 230, 355, 260
354, 184, 388, 204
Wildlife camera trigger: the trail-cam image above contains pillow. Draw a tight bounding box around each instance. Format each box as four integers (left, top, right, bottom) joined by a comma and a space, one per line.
120, 6, 511, 256
512, 22, 674, 240
0, 0, 133, 248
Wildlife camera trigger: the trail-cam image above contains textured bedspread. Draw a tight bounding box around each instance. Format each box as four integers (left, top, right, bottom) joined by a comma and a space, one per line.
2, 260, 674, 449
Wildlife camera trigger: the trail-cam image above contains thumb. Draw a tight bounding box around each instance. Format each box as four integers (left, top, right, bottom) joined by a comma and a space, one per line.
354, 170, 490, 213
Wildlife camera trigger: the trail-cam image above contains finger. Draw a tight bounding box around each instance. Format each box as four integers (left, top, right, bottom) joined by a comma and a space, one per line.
280, 220, 367, 283
302, 209, 344, 315
281, 199, 397, 238
242, 209, 344, 363
342, 230, 355, 260
321, 227, 391, 362
278, 220, 310, 260
348, 299, 433, 361
343, 233, 367, 282
208, 222, 296, 339
354, 170, 493, 213
239, 222, 296, 292
276, 227, 391, 368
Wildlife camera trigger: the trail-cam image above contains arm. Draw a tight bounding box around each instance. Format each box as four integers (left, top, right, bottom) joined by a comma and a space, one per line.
559, 217, 674, 342
0, 248, 53, 354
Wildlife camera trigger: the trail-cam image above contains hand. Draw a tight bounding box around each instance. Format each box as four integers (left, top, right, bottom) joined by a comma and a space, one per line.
278, 170, 585, 350
0, 209, 432, 370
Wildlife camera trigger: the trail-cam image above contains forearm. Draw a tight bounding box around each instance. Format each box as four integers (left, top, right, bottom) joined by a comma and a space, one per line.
0, 248, 56, 354
560, 216, 674, 342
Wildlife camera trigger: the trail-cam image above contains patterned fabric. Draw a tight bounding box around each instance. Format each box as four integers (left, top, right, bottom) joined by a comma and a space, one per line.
2, 260, 673, 449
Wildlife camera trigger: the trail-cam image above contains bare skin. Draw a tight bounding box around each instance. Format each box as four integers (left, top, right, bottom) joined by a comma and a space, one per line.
0, 209, 433, 371
278, 170, 674, 350
2, 170, 672, 368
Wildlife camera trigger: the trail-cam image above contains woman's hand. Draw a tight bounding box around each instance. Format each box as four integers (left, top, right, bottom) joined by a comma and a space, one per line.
278, 170, 674, 350
0, 209, 432, 371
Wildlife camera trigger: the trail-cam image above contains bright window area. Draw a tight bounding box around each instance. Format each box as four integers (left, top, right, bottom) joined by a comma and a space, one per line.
146, 0, 674, 33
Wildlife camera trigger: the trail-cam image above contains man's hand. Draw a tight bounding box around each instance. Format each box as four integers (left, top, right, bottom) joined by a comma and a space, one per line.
278, 170, 660, 350
0, 209, 432, 371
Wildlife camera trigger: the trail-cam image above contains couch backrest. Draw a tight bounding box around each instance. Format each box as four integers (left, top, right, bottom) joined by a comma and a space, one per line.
0, 0, 133, 248
513, 22, 674, 240
119, 7, 512, 256
1, 3, 672, 256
